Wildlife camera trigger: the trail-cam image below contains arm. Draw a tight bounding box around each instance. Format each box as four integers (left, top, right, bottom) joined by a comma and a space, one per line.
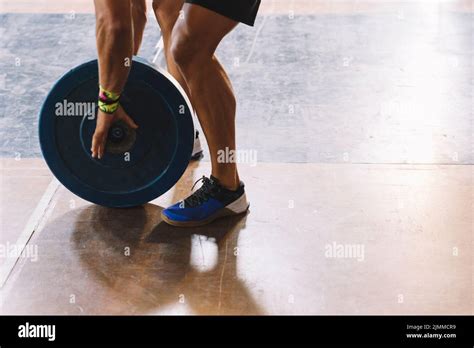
92, 0, 138, 159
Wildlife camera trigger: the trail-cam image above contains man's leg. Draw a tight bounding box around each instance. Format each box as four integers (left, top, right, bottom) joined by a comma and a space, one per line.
152, 0, 190, 98
171, 4, 239, 190
131, 0, 147, 55
152, 0, 203, 161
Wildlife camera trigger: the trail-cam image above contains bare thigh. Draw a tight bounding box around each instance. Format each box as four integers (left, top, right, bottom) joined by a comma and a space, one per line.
171, 3, 238, 58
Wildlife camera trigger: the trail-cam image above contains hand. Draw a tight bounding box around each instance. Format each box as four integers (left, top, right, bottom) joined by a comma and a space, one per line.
91, 106, 138, 159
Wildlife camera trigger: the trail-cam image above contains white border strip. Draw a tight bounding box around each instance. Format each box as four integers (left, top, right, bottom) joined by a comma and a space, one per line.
0, 178, 60, 288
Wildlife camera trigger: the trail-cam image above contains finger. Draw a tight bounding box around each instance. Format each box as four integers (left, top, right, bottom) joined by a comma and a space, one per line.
91, 131, 104, 158
97, 144, 102, 159
98, 144, 102, 160
99, 141, 105, 159
98, 133, 106, 159
91, 135, 98, 158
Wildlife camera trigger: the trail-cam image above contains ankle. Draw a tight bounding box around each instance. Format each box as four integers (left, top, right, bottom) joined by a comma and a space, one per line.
211, 174, 239, 191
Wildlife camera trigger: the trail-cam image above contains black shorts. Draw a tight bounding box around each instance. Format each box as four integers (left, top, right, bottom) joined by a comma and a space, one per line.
184, 0, 261, 26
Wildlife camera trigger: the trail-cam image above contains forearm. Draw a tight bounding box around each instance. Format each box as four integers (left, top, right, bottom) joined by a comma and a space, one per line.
95, 1, 133, 93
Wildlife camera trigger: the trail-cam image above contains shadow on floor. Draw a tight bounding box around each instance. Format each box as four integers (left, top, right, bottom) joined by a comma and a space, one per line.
70, 203, 262, 314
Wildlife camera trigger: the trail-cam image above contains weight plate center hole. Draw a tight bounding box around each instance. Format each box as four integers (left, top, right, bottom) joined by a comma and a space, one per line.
109, 125, 126, 143
105, 121, 137, 154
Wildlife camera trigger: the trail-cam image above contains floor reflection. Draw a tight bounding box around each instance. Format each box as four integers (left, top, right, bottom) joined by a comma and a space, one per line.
71, 204, 261, 314
70, 159, 262, 314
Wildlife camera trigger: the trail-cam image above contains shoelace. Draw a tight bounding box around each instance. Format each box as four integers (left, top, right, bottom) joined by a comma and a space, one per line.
184, 176, 217, 207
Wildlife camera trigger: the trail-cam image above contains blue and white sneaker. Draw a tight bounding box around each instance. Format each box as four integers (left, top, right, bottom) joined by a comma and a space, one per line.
161, 175, 249, 227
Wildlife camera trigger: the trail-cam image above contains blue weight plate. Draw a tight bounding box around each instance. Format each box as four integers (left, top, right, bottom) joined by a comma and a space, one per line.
39, 57, 195, 207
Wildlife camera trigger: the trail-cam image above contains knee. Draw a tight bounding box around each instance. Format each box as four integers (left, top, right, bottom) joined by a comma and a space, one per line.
96, 13, 132, 37
152, 0, 163, 20
153, 0, 178, 32
171, 26, 212, 74
170, 29, 193, 71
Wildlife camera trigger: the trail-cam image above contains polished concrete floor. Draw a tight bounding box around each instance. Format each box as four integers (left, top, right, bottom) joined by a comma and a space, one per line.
0, 0, 473, 315
1, 160, 472, 315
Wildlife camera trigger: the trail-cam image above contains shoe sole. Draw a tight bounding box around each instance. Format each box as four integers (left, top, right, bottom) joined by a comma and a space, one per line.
161, 194, 249, 228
